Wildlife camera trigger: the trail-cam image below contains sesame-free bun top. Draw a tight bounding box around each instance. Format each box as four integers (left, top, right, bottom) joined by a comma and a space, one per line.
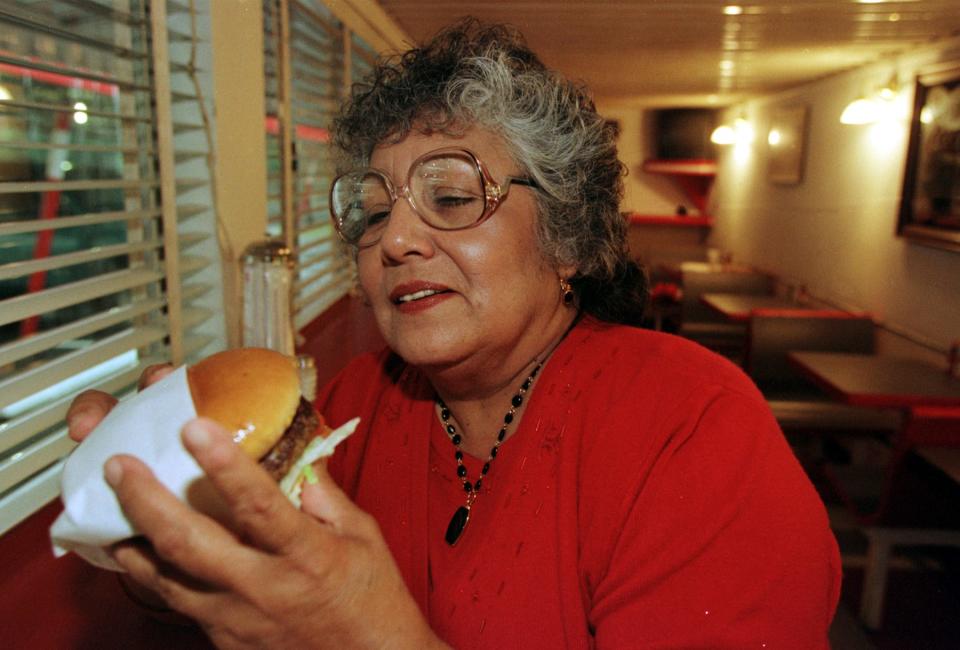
186, 348, 301, 460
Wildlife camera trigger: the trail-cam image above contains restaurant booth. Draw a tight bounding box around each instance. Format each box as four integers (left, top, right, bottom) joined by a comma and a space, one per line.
2, 1, 960, 647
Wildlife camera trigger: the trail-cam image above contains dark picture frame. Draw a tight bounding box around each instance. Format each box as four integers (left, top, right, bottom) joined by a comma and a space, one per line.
898, 62, 960, 253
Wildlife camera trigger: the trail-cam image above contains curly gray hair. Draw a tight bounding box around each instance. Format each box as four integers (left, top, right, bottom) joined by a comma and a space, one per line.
333, 19, 646, 324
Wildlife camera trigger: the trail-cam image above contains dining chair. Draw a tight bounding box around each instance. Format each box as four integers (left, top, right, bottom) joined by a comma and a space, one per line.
744, 309, 901, 434
745, 309, 876, 397
678, 267, 773, 357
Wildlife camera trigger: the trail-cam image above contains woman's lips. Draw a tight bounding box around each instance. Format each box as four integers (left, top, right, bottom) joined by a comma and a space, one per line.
389, 283, 454, 312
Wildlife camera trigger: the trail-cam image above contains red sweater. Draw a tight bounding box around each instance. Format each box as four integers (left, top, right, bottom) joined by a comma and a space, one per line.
320, 317, 841, 649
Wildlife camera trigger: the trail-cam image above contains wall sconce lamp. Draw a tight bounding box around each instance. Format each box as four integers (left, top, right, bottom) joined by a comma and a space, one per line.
710, 116, 754, 145
840, 96, 881, 125
710, 123, 736, 145
840, 73, 900, 125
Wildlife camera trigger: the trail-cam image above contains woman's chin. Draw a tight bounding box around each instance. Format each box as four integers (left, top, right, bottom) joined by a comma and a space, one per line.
384, 325, 473, 369
391, 340, 463, 369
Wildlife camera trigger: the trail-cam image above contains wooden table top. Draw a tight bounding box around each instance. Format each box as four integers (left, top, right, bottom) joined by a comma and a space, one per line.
787, 351, 960, 408
657, 261, 760, 281
700, 293, 807, 322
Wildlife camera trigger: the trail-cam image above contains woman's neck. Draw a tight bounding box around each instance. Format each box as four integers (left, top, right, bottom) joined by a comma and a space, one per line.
427, 309, 578, 456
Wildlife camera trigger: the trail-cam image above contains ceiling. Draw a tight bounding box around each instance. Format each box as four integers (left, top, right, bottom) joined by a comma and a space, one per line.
376, 0, 960, 106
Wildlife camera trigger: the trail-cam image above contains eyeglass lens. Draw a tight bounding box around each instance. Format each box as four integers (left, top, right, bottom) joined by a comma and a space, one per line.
332, 151, 486, 246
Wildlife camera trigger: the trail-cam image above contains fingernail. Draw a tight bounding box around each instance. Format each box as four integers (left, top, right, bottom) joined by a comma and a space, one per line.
302, 464, 319, 485
183, 420, 212, 450
104, 458, 124, 487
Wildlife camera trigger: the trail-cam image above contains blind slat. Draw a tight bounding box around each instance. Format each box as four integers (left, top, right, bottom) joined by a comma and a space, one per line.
0, 54, 150, 92
0, 268, 163, 328
298, 247, 340, 270
297, 221, 335, 239
182, 282, 214, 302
290, 0, 340, 39
298, 235, 337, 257
0, 98, 147, 122
0, 6, 148, 60
0, 298, 166, 368
1, 141, 145, 156
0, 363, 155, 473
179, 255, 211, 275
0, 178, 157, 194
18, 0, 145, 28
0, 461, 61, 537
0, 432, 74, 496
182, 306, 215, 329
0, 326, 167, 411
179, 232, 210, 248
0, 240, 162, 282
294, 268, 352, 311
183, 334, 217, 360
177, 204, 211, 221
0, 208, 161, 236
296, 256, 348, 290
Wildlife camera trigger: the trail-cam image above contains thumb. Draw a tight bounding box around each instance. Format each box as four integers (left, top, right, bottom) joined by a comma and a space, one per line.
299, 463, 364, 534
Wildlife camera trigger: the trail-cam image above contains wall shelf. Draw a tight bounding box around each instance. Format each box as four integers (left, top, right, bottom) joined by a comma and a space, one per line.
640, 158, 716, 213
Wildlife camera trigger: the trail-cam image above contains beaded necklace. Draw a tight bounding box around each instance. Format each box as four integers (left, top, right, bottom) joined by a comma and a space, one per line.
437, 360, 543, 546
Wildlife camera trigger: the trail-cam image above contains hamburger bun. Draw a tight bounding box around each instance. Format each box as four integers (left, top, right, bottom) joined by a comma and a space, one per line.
186, 348, 325, 481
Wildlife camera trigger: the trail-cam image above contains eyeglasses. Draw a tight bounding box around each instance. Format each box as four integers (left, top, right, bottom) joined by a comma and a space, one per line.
329, 147, 540, 248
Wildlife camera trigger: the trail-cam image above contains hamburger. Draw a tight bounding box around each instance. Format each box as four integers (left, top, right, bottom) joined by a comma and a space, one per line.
50, 347, 357, 568
186, 348, 331, 494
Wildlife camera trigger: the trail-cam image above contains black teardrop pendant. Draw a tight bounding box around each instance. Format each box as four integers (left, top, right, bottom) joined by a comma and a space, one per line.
445, 506, 471, 546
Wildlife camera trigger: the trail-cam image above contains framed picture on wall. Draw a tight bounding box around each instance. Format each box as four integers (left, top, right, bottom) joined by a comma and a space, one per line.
898, 62, 960, 253
767, 105, 809, 185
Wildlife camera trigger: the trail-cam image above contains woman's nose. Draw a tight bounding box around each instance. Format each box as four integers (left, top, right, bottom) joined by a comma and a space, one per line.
376, 195, 435, 261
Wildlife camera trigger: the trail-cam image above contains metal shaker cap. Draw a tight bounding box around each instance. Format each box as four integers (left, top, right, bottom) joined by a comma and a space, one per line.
243, 238, 294, 266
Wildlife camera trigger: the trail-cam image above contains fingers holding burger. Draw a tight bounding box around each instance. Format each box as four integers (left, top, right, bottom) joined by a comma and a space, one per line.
51, 347, 357, 568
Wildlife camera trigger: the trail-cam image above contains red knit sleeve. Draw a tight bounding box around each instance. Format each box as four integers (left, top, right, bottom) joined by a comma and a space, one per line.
585, 388, 841, 649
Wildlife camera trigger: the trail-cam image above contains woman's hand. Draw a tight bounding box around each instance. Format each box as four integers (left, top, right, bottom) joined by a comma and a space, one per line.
66, 364, 174, 442
65, 363, 183, 616
105, 417, 445, 649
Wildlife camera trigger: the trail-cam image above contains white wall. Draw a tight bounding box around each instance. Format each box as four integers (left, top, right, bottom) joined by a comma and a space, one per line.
708, 38, 960, 353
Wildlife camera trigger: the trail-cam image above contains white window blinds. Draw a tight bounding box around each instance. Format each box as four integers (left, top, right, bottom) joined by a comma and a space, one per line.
264, 0, 285, 240
0, 0, 222, 535
351, 30, 376, 85
264, 0, 355, 331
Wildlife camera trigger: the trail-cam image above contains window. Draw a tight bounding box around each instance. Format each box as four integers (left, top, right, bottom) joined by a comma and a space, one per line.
351, 30, 376, 85
0, 0, 222, 535
263, 0, 355, 331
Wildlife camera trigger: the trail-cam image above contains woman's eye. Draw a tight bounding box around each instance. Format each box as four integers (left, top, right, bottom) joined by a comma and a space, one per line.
429, 186, 481, 210
435, 194, 476, 208
366, 210, 391, 226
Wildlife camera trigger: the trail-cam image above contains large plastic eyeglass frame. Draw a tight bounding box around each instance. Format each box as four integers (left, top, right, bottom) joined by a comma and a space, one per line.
329, 147, 540, 248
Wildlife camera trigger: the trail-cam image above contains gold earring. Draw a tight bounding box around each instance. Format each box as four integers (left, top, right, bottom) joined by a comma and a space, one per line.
559, 277, 575, 306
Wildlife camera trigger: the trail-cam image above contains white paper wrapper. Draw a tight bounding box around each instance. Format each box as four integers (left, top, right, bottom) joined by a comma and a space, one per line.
49, 366, 356, 571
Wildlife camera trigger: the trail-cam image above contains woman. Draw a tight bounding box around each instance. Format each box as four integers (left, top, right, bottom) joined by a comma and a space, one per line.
67, 19, 840, 649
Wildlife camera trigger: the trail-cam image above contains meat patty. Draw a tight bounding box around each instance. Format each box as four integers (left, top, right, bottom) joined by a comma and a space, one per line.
258, 397, 321, 481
